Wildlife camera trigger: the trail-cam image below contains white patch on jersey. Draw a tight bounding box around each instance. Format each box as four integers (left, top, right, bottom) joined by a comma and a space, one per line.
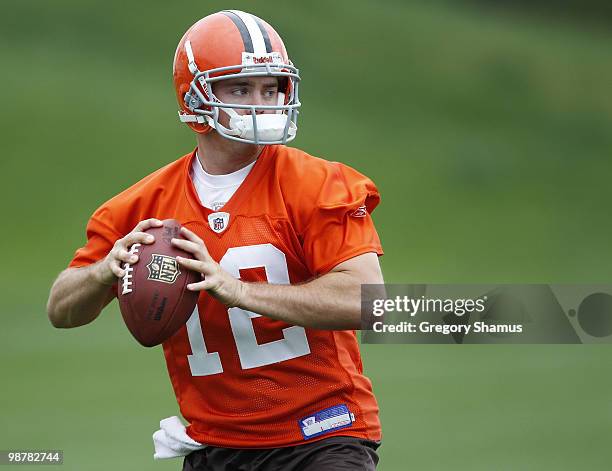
208, 212, 230, 234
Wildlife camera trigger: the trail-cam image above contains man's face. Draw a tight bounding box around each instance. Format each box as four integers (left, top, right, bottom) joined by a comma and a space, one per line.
212, 76, 280, 122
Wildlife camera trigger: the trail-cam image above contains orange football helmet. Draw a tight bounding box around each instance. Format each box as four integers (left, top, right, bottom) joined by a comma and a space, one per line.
172, 11, 301, 145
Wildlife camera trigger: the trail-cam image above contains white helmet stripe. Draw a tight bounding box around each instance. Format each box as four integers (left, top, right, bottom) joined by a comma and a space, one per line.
184, 40, 198, 74
228, 10, 267, 55
252, 16, 273, 53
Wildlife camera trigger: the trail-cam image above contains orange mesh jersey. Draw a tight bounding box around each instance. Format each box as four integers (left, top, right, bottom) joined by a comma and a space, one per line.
69, 145, 384, 448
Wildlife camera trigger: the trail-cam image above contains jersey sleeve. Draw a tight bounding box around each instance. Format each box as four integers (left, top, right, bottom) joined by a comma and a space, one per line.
68, 205, 120, 268
301, 163, 383, 276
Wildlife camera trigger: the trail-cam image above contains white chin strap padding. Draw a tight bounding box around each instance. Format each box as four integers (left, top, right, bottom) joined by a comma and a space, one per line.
226, 109, 296, 141
178, 112, 206, 124
276, 92, 285, 114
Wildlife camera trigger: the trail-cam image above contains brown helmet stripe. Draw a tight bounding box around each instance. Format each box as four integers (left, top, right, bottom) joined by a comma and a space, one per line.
221, 10, 254, 53
253, 16, 272, 53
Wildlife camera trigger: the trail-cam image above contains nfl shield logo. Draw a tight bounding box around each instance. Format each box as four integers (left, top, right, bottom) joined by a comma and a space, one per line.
208, 212, 230, 234
146, 254, 181, 284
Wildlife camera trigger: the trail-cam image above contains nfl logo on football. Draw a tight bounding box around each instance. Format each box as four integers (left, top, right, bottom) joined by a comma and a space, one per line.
146, 254, 181, 284
208, 212, 230, 234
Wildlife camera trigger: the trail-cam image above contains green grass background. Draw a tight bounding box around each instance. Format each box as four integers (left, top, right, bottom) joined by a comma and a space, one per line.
2, 0, 612, 469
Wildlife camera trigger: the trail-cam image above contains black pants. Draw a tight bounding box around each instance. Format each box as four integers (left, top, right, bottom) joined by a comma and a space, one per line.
182, 436, 380, 471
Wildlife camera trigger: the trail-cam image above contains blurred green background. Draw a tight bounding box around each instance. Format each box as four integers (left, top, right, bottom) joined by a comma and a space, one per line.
2, 0, 612, 469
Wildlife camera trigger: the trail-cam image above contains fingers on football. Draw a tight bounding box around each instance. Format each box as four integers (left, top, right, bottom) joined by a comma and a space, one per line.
176, 256, 213, 275
133, 218, 163, 232
123, 231, 155, 248
116, 248, 137, 264
172, 237, 210, 261
109, 258, 125, 279
186, 279, 213, 291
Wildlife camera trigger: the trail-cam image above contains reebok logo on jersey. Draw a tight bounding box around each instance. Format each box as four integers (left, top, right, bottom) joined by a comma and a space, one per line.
208, 212, 230, 233
350, 205, 367, 218
298, 404, 355, 440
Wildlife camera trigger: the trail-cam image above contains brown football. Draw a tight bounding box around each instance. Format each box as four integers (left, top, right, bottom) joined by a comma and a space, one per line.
117, 219, 200, 347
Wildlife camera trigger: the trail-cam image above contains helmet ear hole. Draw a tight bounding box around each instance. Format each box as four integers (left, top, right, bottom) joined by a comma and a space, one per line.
277, 77, 289, 96
184, 91, 203, 110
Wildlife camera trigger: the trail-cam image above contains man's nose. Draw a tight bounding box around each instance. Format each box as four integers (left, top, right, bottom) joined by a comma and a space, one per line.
254, 91, 272, 114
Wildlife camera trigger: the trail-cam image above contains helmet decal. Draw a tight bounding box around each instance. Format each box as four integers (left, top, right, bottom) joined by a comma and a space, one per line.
221, 10, 273, 55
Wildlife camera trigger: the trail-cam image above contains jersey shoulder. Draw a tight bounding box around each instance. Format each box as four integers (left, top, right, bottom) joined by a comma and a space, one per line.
272, 146, 381, 231
90, 151, 192, 236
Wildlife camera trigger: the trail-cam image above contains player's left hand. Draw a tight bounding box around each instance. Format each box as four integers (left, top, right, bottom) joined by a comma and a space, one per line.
171, 227, 244, 308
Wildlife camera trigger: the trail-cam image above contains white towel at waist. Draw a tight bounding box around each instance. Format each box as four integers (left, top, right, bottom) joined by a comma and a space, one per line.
153, 416, 207, 460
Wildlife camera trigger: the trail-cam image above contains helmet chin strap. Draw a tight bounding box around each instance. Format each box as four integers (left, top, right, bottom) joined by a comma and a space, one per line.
179, 108, 297, 143
229, 113, 297, 141
207, 97, 297, 142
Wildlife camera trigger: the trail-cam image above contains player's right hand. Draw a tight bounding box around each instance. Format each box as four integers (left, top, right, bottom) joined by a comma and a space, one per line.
94, 218, 164, 286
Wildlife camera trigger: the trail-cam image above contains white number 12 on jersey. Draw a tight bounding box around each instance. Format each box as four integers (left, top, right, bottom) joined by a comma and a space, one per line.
185, 243, 311, 376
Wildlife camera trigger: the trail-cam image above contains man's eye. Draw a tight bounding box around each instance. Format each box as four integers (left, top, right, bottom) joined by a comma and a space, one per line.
232, 88, 248, 95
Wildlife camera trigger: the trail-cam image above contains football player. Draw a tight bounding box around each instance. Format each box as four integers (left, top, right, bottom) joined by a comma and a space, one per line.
47, 10, 384, 471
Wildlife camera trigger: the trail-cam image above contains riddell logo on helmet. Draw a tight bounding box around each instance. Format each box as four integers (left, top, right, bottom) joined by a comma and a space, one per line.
242, 52, 283, 66
253, 56, 274, 64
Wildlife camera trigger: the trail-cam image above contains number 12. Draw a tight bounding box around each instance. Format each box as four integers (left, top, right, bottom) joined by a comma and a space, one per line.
185, 243, 311, 376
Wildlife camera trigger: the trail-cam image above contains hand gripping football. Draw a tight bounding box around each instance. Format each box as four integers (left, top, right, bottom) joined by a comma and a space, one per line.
117, 219, 200, 347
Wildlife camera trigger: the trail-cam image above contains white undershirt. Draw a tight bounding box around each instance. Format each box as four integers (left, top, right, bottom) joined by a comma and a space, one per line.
190, 153, 257, 211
